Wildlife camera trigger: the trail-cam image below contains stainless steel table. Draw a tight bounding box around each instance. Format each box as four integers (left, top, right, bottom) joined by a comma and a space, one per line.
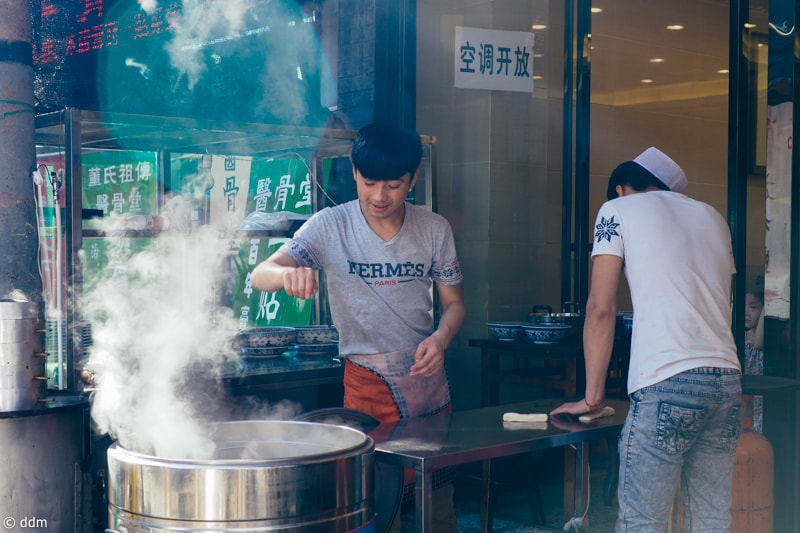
372, 398, 629, 533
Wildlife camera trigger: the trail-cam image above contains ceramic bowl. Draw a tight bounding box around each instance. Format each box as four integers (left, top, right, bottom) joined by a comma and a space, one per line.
486, 322, 526, 341
293, 325, 339, 345
520, 324, 572, 344
294, 343, 338, 357
240, 345, 288, 358
236, 326, 296, 348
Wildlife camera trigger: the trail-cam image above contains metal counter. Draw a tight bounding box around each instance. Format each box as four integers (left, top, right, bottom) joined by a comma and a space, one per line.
371, 398, 629, 533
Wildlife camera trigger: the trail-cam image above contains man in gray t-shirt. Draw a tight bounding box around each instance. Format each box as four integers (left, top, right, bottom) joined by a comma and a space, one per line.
278, 198, 462, 356
251, 123, 465, 532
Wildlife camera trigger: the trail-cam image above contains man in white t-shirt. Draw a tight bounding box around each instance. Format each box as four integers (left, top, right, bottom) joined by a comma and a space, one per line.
251, 123, 465, 532
551, 147, 741, 532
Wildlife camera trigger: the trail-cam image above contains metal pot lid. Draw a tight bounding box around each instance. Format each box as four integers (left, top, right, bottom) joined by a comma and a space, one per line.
112, 420, 372, 465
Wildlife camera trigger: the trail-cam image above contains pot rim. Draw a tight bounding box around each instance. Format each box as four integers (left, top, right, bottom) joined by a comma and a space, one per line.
108, 420, 374, 466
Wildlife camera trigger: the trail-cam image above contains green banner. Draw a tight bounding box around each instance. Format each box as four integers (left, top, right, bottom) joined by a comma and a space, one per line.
82, 150, 159, 228
233, 237, 312, 328
247, 158, 315, 215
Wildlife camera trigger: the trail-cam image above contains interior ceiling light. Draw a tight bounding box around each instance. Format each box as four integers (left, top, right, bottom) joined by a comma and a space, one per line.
640, 79, 653, 84
717, 69, 729, 74
649, 58, 665, 63
744, 23, 757, 29
666, 25, 684, 31
591, 7, 603, 13
531, 24, 547, 30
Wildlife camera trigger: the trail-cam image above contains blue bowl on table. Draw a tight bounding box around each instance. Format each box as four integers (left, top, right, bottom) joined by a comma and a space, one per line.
486, 322, 526, 341
235, 326, 297, 349
520, 323, 572, 344
293, 325, 339, 345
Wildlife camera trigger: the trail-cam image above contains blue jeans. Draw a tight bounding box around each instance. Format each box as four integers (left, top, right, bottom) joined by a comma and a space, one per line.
616, 367, 742, 533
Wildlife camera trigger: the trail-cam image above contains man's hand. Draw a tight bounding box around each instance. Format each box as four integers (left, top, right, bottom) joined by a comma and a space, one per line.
410, 334, 447, 376
549, 413, 587, 432
251, 251, 316, 297
550, 398, 607, 416
281, 266, 318, 300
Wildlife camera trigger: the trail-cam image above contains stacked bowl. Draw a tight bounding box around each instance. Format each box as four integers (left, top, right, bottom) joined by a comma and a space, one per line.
486, 322, 526, 341
236, 327, 296, 358
292, 325, 339, 356
520, 323, 572, 344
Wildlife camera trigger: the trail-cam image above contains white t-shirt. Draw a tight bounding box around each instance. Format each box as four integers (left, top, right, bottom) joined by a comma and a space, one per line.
592, 191, 740, 393
279, 200, 463, 355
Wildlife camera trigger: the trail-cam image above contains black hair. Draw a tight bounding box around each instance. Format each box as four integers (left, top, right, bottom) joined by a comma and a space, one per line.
746, 289, 764, 305
606, 161, 670, 200
350, 123, 423, 181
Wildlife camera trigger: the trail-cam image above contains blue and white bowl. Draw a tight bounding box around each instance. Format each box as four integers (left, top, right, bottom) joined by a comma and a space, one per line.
294, 342, 338, 357
240, 345, 288, 358
520, 324, 572, 344
294, 325, 339, 345
487, 322, 526, 341
236, 327, 296, 348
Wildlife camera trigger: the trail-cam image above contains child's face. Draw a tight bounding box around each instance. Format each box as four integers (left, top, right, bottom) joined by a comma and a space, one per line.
744, 293, 763, 331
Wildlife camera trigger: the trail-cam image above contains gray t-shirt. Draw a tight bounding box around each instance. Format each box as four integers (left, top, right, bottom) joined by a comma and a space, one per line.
279, 200, 463, 355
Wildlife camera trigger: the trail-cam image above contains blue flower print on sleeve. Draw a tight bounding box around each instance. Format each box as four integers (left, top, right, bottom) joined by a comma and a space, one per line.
595, 216, 621, 243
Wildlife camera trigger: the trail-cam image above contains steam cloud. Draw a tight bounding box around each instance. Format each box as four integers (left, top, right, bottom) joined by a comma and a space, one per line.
150, 0, 323, 124
84, 195, 299, 460
164, 0, 248, 90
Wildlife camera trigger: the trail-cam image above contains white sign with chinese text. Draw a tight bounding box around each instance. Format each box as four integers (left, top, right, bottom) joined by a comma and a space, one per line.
454, 26, 534, 93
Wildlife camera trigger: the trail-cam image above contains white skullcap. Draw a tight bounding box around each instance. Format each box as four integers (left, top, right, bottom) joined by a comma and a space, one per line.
633, 147, 687, 192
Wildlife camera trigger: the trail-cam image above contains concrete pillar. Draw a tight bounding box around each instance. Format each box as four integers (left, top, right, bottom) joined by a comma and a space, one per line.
0, 1, 39, 304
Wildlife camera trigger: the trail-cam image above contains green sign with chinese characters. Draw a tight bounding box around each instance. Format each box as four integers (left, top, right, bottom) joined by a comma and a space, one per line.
82, 151, 159, 228
233, 237, 312, 328
247, 158, 314, 215
231, 156, 334, 328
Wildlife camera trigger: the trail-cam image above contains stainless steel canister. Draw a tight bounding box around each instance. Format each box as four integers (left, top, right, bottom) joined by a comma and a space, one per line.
0, 300, 45, 411
107, 419, 375, 532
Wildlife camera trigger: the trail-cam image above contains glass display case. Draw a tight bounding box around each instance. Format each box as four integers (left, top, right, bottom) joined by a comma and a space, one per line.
34, 109, 436, 390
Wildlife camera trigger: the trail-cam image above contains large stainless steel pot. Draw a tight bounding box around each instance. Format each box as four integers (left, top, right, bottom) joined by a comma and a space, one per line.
107, 420, 375, 532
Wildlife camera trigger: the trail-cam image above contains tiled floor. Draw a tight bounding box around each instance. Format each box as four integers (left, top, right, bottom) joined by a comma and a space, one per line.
394, 447, 619, 532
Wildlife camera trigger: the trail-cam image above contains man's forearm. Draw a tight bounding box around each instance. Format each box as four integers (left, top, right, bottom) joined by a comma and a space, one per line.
433, 302, 466, 347
251, 261, 291, 293
582, 309, 616, 404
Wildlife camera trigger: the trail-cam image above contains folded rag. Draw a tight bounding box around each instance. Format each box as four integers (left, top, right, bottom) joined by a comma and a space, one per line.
502, 412, 549, 423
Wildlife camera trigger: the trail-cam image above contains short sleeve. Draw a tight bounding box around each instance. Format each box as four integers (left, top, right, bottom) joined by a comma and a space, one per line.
591, 201, 624, 259
277, 210, 329, 269
431, 223, 463, 286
